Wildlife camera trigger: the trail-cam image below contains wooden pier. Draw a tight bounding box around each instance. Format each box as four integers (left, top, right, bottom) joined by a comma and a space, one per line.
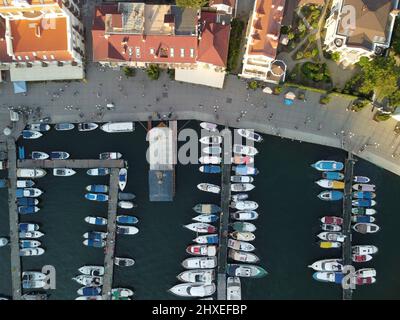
342, 153, 355, 300
217, 128, 232, 300
102, 168, 119, 300
17, 159, 124, 169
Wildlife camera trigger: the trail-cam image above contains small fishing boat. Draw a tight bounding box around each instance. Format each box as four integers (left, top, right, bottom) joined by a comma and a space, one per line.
321, 224, 341, 232
182, 257, 217, 269
230, 201, 258, 211
231, 176, 254, 183
312, 272, 343, 283
100, 122, 135, 133
352, 207, 376, 215
227, 239, 255, 252
352, 254, 373, 263
78, 123, 98, 132
200, 122, 218, 132
232, 156, 254, 165
0, 238, 8, 247
169, 283, 216, 297
318, 191, 343, 201
227, 264, 267, 278
356, 268, 376, 278
354, 176, 370, 183
356, 277, 376, 285
352, 199, 376, 207
231, 222, 256, 232
231, 211, 258, 221
352, 184, 376, 192
111, 288, 134, 297
21, 292, 49, 300
118, 168, 127, 191
27, 124, 51, 132
75, 296, 103, 301
351, 215, 375, 223
19, 231, 44, 239
83, 239, 106, 248
353, 223, 380, 234
85, 193, 108, 202
118, 201, 134, 209
20, 240, 41, 248
227, 277, 241, 300
16, 188, 43, 198
202, 146, 222, 155
311, 160, 344, 172
18, 206, 40, 214
22, 272, 46, 281
237, 129, 263, 142
72, 275, 103, 286
320, 216, 343, 225
117, 225, 139, 235
86, 185, 108, 193
22, 280, 46, 289
233, 165, 259, 175
308, 259, 343, 272
199, 135, 222, 145
77, 286, 102, 296
318, 241, 341, 249
233, 144, 258, 156
20, 248, 45, 256
87, 168, 110, 176
193, 204, 221, 214
199, 156, 221, 165
83, 231, 108, 240
317, 232, 346, 243
230, 231, 255, 242
315, 179, 344, 189
177, 269, 215, 284
17, 169, 46, 178
199, 165, 221, 174
231, 193, 249, 202
118, 193, 136, 201
352, 245, 378, 255
322, 171, 344, 180
53, 168, 76, 177
50, 151, 70, 160
197, 183, 220, 194
186, 245, 217, 257
84, 216, 107, 226
78, 266, 105, 276
99, 152, 122, 160
114, 257, 135, 267
22, 130, 43, 139
31, 151, 49, 160
116, 215, 138, 225
17, 180, 35, 188
19, 223, 39, 232
55, 123, 75, 131
17, 198, 39, 206
228, 249, 259, 263
231, 183, 255, 192
193, 234, 219, 244
185, 223, 217, 233
352, 191, 376, 199
193, 214, 219, 223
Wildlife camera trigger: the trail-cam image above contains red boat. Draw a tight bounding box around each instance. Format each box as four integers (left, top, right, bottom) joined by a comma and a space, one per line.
232, 156, 254, 165
320, 216, 343, 225
356, 276, 376, 285
186, 245, 217, 256
352, 254, 372, 263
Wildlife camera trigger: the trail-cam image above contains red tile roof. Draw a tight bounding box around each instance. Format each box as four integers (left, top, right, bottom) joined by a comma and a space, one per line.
210, 0, 236, 7
0, 17, 11, 62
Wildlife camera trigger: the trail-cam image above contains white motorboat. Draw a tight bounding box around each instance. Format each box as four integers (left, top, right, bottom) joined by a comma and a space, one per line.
22, 280, 46, 289
352, 184, 376, 192
19, 231, 44, 239
202, 146, 222, 155
22, 130, 43, 139
27, 124, 51, 132
20, 248, 45, 256
184, 223, 217, 233
17, 169, 46, 178
200, 122, 218, 132
31, 151, 49, 160
353, 223, 380, 234
308, 259, 343, 272
72, 275, 103, 286
356, 268, 376, 278
227, 239, 255, 252
230, 231, 255, 242
177, 269, 215, 284
78, 123, 98, 132
199, 136, 222, 145
116, 225, 139, 235
230, 201, 258, 210
321, 224, 342, 232
78, 266, 105, 276
192, 214, 219, 223
230, 211, 258, 221
197, 183, 220, 194
118, 201, 134, 209
54, 123, 75, 131
87, 168, 110, 176
0, 237, 8, 247
100, 122, 135, 133
84, 216, 108, 226
114, 257, 135, 267
231, 183, 255, 192
231, 176, 254, 183
169, 283, 216, 297
17, 180, 35, 188
227, 277, 241, 300
22, 271, 46, 281
83, 232, 108, 239
99, 152, 122, 160
237, 129, 263, 142
352, 245, 378, 255
228, 249, 259, 263
186, 245, 217, 257
75, 296, 103, 300
231, 193, 249, 202
20, 240, 41, 248
199, 156, 221, 165
182, 257, 217, 269
118, 168, 128, 191
17, 188, 43, 198
53, 168, 76, 177
233, 144, 258, 156
315, 179, 344, 189
317, 232, 346, 243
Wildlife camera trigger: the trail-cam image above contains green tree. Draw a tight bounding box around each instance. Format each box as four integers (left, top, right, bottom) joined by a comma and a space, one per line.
176, 0, 209, 8
248, 81, 258, 90
122, 66, 135, 77
146, 64, 161, 80
331, 52, 340, 62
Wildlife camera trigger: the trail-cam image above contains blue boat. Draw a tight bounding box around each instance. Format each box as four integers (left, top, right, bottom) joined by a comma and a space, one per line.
0, 179, 7, 188
85, 231, 107, 241
322, 172, 344, 181
50, 151, 70, 160
312, 272, 344, 283
311, 161, 344, 172
19, 223, 39, 232
86, 185, 109, 193
18, 206, 39, 214
318, 191, 343, 201
78, 286, 102, 296
352, 199, 376, 207
194, 234, 219, 244
17, 198, 39, 206
85, 193, 109, 202
352, 215, 375, 223
352, 191, 375, 199
19, 240, 40, 249
116, 215, 139, 225
234, 165, 259, 176
84, 239, 105, 248
199, 165, 221, 174
22, 130, 42, 139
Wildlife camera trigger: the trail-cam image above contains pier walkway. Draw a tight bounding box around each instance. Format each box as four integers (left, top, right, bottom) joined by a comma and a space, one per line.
17, 159, 124, 169
217, 128, 232, 300
102, 168, 119, 300
342, 153, 355, 300
7, 139, 22, 300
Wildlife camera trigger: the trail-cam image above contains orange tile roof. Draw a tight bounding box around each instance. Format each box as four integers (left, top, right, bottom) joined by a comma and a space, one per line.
0, 17, 11, 62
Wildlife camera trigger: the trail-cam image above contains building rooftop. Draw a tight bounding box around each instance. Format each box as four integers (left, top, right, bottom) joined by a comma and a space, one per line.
0, 17, 11, 62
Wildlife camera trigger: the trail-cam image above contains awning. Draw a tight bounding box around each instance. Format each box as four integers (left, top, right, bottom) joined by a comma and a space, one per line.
263, 87, 273, 94
13, 81, 27, 94
285, 91, 296, 100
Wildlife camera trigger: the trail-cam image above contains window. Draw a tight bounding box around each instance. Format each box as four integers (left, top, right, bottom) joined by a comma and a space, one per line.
180, 48, 185, 57
25, 56, 29, 60
150, 48, 155, 55
135, 47, 140, 58
32, 52, 37, 57
170, 48, 174, 57
43, 55, 48, 60
190, 48, 194, 58
17, 56, 22, 61
50, 55, 55, 60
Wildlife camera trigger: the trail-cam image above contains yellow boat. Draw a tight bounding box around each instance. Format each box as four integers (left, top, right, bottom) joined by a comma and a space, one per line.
319, 241, 341, 249
316, 179, 344, 190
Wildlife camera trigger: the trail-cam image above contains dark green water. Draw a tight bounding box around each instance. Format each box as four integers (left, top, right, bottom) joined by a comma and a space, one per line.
0, 121, 399, 299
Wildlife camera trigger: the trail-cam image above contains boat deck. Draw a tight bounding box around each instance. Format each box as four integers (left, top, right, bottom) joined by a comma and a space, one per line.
342, 153, 355, 300
17, 159, 125, 169
217, 128, 232, 300
102, 168, 119, 300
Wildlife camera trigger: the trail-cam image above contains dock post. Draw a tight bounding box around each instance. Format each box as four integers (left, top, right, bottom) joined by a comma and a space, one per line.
217, 128, 232, 300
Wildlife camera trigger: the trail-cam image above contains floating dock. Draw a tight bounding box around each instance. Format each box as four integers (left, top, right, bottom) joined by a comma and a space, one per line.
17, 159, 124, 169
217, 128, 232, 300
342, 153, 355, 300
